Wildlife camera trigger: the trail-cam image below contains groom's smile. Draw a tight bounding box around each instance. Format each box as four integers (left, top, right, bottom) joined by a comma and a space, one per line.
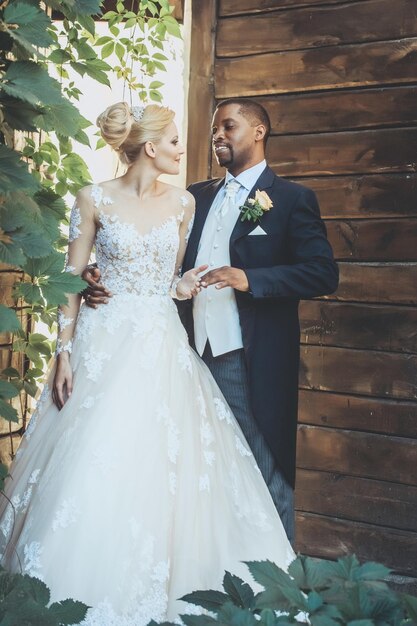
211, 103, 265, 176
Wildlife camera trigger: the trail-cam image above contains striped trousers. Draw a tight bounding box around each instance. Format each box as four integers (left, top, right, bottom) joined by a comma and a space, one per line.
202, 344, 295, 544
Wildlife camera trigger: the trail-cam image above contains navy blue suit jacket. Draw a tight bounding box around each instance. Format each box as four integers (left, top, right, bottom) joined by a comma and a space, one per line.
181, 166, 339, 487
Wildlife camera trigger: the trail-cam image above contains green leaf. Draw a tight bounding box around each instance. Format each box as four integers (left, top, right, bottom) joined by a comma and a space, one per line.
40, 272, 85, 306
3, 2, 54, 49
0, 380, 19, 400
163, 17, 181, 38
218, 602, 258, 626
288, 556, 330, 592
74, 128, 91, 147
150, 90, 163, 102
2, 367, 21, 379
15, 282, 43, 305
101, 41, 115, 59
0, 145, 38, 196
95, 35, 113, 45
48, 48, 73, 64
77, 13, 96, 35
23, 251, 65, 278
223, 572, 255, 609
245, 561, 291, 590
49, 599, 89, 624
82, 62, 111, 86
0, 95, 42, 132
0, 306, 21, 333
402, 593, 417, 622
355, 561, 391, 582
181, 617, 217, 626
0, 239, 26, 267
180, 590, 230, 612
2, 61, 64, 107
21, 574, 50, 606
75, 39, 97, 60
12, 229, 52, 259
0, 398, 19, 423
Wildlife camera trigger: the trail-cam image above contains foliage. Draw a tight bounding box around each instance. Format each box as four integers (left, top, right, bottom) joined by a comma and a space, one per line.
153, 555, 417, 626
0, 565, 88, 625
0, 0, 180, 434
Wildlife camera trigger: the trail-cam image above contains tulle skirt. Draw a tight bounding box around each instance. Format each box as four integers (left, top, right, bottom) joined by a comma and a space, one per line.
0, 294, 294, 625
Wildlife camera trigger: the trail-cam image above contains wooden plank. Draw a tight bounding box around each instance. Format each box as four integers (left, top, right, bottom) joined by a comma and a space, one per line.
252, 87, 417, 135
266, 128, 417, 177
334, 262, 417, 305
295, 512, 417, 575
297, 424, 417, 484
295, 469, 417, 531
299, 174, 417, 219
219, 0, 353, 16
300, 301, 417, 352
326, 218, 417, 262
215, 38, 417, 97
186, 0, 216, 184
299, 390, 417, 437
300, 345, 417, 400
217, 0, 417, 57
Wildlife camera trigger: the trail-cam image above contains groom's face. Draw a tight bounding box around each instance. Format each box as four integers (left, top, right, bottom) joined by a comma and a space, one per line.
211, 104, 260, 175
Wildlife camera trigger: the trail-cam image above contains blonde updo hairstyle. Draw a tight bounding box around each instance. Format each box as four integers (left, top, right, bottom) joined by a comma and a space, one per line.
96, 102, 175, 165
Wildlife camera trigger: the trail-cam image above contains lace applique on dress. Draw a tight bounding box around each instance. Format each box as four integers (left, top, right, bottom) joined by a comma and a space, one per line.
69, 205, 82, 242
57, 310, 73, 331
91, 184, 114, 209
23, 541, 44, 578
52, 498, 80, 532
157, 403, 180, 465
82, 349, 110, 382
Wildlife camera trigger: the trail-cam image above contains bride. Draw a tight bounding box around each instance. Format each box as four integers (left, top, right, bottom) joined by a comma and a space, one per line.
0, 102, 294, 624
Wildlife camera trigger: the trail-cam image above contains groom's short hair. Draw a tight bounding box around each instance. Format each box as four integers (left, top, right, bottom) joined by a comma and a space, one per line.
215, 98, 271, 146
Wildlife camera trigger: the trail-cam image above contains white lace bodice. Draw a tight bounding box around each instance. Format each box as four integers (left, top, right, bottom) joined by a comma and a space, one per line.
95, 210, 182, 297
56, 184, 194, 355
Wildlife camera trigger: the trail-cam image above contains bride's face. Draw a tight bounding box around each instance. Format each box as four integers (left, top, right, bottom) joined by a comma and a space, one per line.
153, 122, 185, 175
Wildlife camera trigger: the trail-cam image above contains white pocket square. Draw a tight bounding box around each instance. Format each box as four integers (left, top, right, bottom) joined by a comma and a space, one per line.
248, 225, 267, 236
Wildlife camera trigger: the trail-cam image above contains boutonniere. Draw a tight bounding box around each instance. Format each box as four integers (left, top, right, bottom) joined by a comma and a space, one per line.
239, 190, 273, 222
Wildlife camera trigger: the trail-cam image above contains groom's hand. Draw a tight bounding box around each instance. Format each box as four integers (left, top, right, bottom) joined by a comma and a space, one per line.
201, 266, 249, 292
81, 265, 112, 308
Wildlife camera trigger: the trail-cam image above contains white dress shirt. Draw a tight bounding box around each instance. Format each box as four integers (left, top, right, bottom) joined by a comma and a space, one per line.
193, 160, 267, 357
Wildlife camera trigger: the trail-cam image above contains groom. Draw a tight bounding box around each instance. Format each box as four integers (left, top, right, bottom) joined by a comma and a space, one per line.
180, 99, 338, 543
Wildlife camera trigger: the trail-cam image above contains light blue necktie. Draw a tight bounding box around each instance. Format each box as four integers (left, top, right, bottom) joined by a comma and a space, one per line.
214, 179, 241, 219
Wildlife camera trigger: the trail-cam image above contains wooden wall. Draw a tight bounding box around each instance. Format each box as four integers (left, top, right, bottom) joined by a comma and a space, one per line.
188, 0, 417, 586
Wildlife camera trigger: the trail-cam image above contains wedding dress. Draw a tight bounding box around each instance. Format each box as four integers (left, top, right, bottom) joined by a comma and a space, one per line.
0, 185, 294, 625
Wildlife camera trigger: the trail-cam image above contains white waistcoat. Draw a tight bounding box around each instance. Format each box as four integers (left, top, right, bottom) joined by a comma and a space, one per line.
193, 201, 243, 357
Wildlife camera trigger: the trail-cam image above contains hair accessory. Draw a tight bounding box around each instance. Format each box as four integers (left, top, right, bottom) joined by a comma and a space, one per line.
131, 105, 145, 122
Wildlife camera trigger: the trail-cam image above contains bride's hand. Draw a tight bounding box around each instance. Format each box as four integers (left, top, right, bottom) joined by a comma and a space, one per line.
52, 354, 73, 410
176, 264, 208, 299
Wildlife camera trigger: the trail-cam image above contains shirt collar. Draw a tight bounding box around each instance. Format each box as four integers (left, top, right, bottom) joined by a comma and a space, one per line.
225, 159, 267, 192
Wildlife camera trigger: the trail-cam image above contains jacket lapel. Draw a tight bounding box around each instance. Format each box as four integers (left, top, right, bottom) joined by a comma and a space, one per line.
185, 178, 224, 269
230, 165, 275, 244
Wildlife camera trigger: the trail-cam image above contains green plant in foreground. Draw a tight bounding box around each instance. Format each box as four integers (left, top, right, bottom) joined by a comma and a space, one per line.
152, 555, 417, 626
0, 566, 88, 625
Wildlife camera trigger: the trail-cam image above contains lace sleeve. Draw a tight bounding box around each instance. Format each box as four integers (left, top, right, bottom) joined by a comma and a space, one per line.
56, 188, 96, 356
170, 193, 195, 300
